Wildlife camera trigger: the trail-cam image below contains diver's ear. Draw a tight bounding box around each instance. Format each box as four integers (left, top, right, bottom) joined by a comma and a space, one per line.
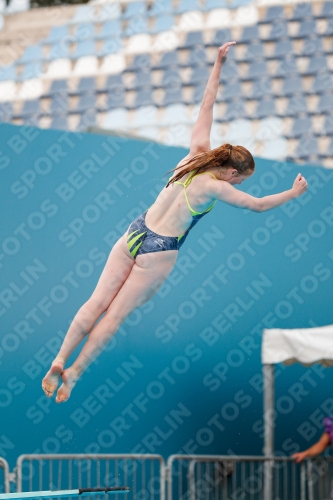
223, 167, 237, 181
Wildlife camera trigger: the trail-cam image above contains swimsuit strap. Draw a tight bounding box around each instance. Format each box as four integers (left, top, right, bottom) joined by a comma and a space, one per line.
173, 171, 217, 216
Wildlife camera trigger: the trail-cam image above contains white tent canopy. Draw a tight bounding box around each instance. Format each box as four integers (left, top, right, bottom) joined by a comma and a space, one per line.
262, 325, 333, 366
261, 324, 333, 500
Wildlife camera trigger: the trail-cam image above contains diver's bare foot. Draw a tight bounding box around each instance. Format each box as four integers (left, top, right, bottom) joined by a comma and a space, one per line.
56, 367, 79, 403
42, 359, 64, 397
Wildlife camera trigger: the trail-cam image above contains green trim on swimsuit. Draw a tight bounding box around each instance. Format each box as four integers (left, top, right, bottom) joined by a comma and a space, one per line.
170, 171, 217, 217
130, 241, 144, 257
127, 229, 139, 240
127, 230, 147, 257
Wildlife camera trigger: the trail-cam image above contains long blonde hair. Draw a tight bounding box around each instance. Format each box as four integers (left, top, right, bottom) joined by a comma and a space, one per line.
165, 143, 255, 188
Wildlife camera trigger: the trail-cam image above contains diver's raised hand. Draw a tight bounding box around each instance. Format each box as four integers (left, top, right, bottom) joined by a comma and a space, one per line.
218, 41, 236, 62
292, 173, 308, 197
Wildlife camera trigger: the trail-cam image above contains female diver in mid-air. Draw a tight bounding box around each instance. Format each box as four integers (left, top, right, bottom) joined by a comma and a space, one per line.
42, 42, 308, 402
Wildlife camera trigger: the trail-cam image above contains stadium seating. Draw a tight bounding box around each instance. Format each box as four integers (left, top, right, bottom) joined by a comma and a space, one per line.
153, 50, 179, 69
219, 63, 240, 81
131, 105, 158, 127
70, 5, 97, 24
282, 77, 304, 96
0, 0, 332, 166
159, 103, 192, 125
103, 107, 128, 129
97, 20, 122, 39
325, 139, 333, 157
220, 82, 242, 101
44, 26, 69, 44
123, 15, 149, 37
161, 87, 183, 106
187, 66, 209, 85
0, 64, 16, 81
246, 62, 269, 80
317, 94, 333, 114
122, 1, 147, 19
104, 88, 126, 109
208, 29, 232, 47
296, 136, 320, 159
47, 79, 70, 96
72, 94, 97, 113
0, 102, 12, 121
319, 1, 333, 18
175, 0, 203, 14
17, 99, 41, 118
264, 22, 289, 42
150, 15, 174, 34
239, 26, 260, 43
289, 3, 314, 20
288, 117, 313, 138
181, 31, 204, 49
242, 44, 265, 62
190, 83, 206, 103
71, 41, 96, 59
294, 20, 317, 39
221, 101, 246, 122
19, 44, 43, 64
148, 0, 173, 17
272, 41, 293, 59
259, 6, 285, 24
184, 47, 207, 66
247, 78, 273, 99
99, 3, 122, 22
284, 96, 308, 117
49, 94, 69, 115
323, 116, 333, 135
254, 99, 277, 119
78, 109, 97, 130
50, 115, 68, 129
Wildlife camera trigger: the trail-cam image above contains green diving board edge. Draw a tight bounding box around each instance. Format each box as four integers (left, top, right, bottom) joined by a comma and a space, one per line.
0, 488, 130, 499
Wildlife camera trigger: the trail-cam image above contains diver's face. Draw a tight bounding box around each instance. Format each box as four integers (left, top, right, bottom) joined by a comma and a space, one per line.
227, 170, 253, 185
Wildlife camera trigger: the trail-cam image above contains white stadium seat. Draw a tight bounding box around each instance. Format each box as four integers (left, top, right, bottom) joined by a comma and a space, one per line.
99, 53, 126, 74
73, 56, 99, 76
206, 9, 232, 29
18, 78, 43, 100
44, 59, 72, 79
152, 31, 179, 53
160, 104, 193, 126
130, 105, 159, 128
5, 0, 29, 14
232, 5, 259, 26
178, 12, 204, 31
125, 34, 152, 54
0, 81, 16, 101
103, 107, 129, 129
261, 138, 288, 159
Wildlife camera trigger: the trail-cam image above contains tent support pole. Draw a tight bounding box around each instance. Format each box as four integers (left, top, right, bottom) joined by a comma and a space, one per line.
263, 363, 274, 500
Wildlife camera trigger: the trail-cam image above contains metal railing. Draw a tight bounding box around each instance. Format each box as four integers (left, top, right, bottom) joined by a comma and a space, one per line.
166, 455, 309, 500
307, 457, 333, 500
16, 454, 166, 500
0, 457, 10, 493
0, 453, 331, 499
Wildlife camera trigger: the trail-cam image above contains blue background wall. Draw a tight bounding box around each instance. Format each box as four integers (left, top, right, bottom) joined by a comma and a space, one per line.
1, 123, 333, 472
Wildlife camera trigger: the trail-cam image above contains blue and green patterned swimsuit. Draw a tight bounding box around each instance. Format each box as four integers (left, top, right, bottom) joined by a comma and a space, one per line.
126, 171, 217, 259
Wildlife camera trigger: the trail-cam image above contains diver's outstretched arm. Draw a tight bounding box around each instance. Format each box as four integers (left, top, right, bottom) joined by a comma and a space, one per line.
189, 41, 236, 154
208, 173, 308, 212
